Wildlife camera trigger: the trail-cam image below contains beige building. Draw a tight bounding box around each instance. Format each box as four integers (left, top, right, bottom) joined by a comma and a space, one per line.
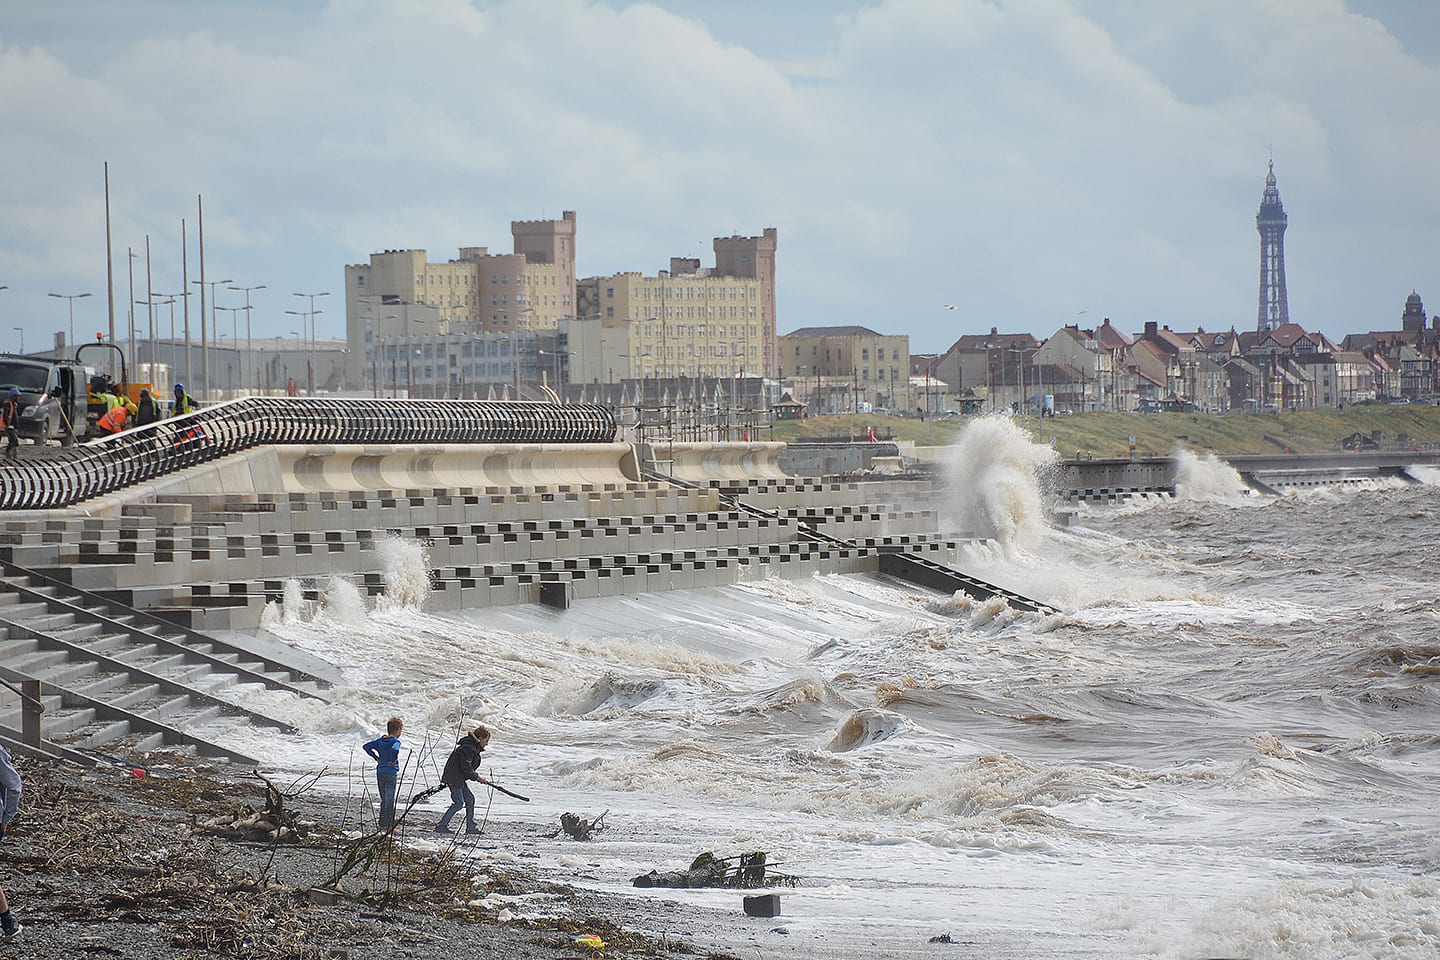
344, 212, 577, 388
714, 229, 778, 375
779, 326, 908, 382
777, 325, 909, 412
569, 270, 764, 384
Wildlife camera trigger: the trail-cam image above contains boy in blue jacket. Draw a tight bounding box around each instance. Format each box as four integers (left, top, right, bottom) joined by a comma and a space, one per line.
362, 718, 404, 829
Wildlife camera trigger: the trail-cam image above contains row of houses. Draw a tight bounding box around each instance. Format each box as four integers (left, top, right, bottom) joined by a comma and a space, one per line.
907, 293, 1440, 414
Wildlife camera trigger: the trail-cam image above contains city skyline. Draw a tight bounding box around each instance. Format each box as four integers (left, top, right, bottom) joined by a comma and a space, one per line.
1, 0, 1437, 356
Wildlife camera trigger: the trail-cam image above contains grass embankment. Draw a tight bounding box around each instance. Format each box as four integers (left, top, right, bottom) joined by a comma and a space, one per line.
766, 405, 1440, 458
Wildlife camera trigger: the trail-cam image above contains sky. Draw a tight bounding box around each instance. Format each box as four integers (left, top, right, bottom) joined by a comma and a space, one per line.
1, 0, 1437, 356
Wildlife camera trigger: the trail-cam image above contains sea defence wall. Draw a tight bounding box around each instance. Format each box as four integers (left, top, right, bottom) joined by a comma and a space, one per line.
281, 443, 642, 493
1049, 458, 1174, 502
0, 439, 954, 631
0, 397, 618, 511
778, 441, 902, 477
640, 442, 788, 484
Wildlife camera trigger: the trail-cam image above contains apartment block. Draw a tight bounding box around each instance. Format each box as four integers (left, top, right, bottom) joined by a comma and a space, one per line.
344, 212, 577, 389
570, 271, 763, 384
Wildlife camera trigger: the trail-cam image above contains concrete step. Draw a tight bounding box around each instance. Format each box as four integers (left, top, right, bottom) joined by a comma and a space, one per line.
5, 648, 71, 674
70, 718, 133, 748
20, 658, 103, 689
109, 683, 163, 709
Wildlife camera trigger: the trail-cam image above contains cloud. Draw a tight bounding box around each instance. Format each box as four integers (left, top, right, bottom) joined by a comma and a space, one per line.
1, 0, 1437, 355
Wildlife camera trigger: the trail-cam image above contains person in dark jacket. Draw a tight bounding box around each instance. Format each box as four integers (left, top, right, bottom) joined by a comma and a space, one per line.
1, 741, 23, 941
434, 725, 491, 835
362, 717, 404, 830
134, 388, 161, 427
1, 388, 19, 460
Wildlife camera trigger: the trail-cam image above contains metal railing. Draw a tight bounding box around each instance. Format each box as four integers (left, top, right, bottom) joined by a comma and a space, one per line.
0, 397, 618, 510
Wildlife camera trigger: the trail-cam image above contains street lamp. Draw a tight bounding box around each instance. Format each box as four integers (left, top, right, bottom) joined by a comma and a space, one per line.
537, 348, 564, 396
155, 293, 184, 386
191, 277, 232, 399
48, 292, 92, 351
285, 309, 322, 395
216, 306, 247, 396
1008, 345, 1035, 423
293, 291, 329, 395
496, 308, 535, 396
229, 284, 266, 391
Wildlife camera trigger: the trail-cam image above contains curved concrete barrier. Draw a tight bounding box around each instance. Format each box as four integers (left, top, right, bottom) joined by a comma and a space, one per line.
277, 443, 641, 493
655, 442, 789, 483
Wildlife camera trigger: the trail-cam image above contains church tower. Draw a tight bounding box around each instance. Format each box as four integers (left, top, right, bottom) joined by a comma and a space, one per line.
1402, 291, 1426, 335
1255, 160, 1290, 334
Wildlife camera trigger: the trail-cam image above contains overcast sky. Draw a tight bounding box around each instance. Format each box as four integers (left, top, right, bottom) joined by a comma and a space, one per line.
2, 0, 1437, 355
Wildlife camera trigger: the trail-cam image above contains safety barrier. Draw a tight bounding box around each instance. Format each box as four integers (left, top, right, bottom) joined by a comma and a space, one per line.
0, 397, 617, 510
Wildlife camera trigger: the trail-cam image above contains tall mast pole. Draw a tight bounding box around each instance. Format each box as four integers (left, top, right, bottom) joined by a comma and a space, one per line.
104, 162, 116, 378
145, 235, 155, 383
198, 194, 208, 399
182, 219, 191, 388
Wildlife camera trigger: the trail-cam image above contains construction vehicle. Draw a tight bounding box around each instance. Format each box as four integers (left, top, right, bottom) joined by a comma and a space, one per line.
0, 341, 141, 444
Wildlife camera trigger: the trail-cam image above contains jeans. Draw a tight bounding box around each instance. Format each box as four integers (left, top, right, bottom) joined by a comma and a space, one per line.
437, 782, 475, 831
376, 772, 398, 828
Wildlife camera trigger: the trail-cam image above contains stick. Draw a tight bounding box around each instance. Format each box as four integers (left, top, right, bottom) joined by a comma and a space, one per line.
485, 782, 529, 803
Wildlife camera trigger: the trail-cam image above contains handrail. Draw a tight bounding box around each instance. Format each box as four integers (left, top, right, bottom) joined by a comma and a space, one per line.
0, 397, 618, 510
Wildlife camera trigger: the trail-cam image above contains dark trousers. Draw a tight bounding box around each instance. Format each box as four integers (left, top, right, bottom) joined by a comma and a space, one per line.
4, 427, 16, 459
437, 782, 475, 831
376, 772, 398, 828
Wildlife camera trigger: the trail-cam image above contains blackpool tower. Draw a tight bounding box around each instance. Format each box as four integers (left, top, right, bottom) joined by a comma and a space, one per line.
1255, 160, 1290, 334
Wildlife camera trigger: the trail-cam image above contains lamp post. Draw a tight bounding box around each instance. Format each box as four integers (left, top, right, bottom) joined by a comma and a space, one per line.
216, 306, 246, 396
133, 298, 161, 383
496, 308, 535, 397
537, 348, 564, 396
1008, 345, 1034, 423
618, 351, 652, 435
293, 291, 329, 395
229, 284, 266, 392
285, 309, 320, 395
191, 277, 232, 400
12, 326, 23, 354
48, 292, 92, 352
155, 293, 184, 385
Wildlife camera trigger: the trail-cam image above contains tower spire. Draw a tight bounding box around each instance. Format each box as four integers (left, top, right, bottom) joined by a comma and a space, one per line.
1256, 160, 1289, 334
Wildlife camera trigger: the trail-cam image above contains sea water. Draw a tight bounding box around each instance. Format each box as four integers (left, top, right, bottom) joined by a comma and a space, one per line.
233, 423, 1440, 958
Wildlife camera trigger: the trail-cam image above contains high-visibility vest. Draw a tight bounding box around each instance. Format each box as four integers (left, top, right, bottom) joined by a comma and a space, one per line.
98, 404, 129, 433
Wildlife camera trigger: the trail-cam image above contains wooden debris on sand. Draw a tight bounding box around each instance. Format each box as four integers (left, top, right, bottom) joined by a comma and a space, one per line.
194, 770, 312, 843
554, 810, 608, 840
631, 851, 796, 889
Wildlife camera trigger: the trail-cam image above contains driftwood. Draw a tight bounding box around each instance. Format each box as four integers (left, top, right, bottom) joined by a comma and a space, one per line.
632, 851, 796, 889
193, 770, 312, 844
555, 810, 608, 840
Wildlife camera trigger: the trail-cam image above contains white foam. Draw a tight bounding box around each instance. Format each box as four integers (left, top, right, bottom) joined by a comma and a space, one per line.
942, 416, 1057, 550
321, 575, 368, 625
377, 535, 431, 608
1173, 448, 1250, 501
